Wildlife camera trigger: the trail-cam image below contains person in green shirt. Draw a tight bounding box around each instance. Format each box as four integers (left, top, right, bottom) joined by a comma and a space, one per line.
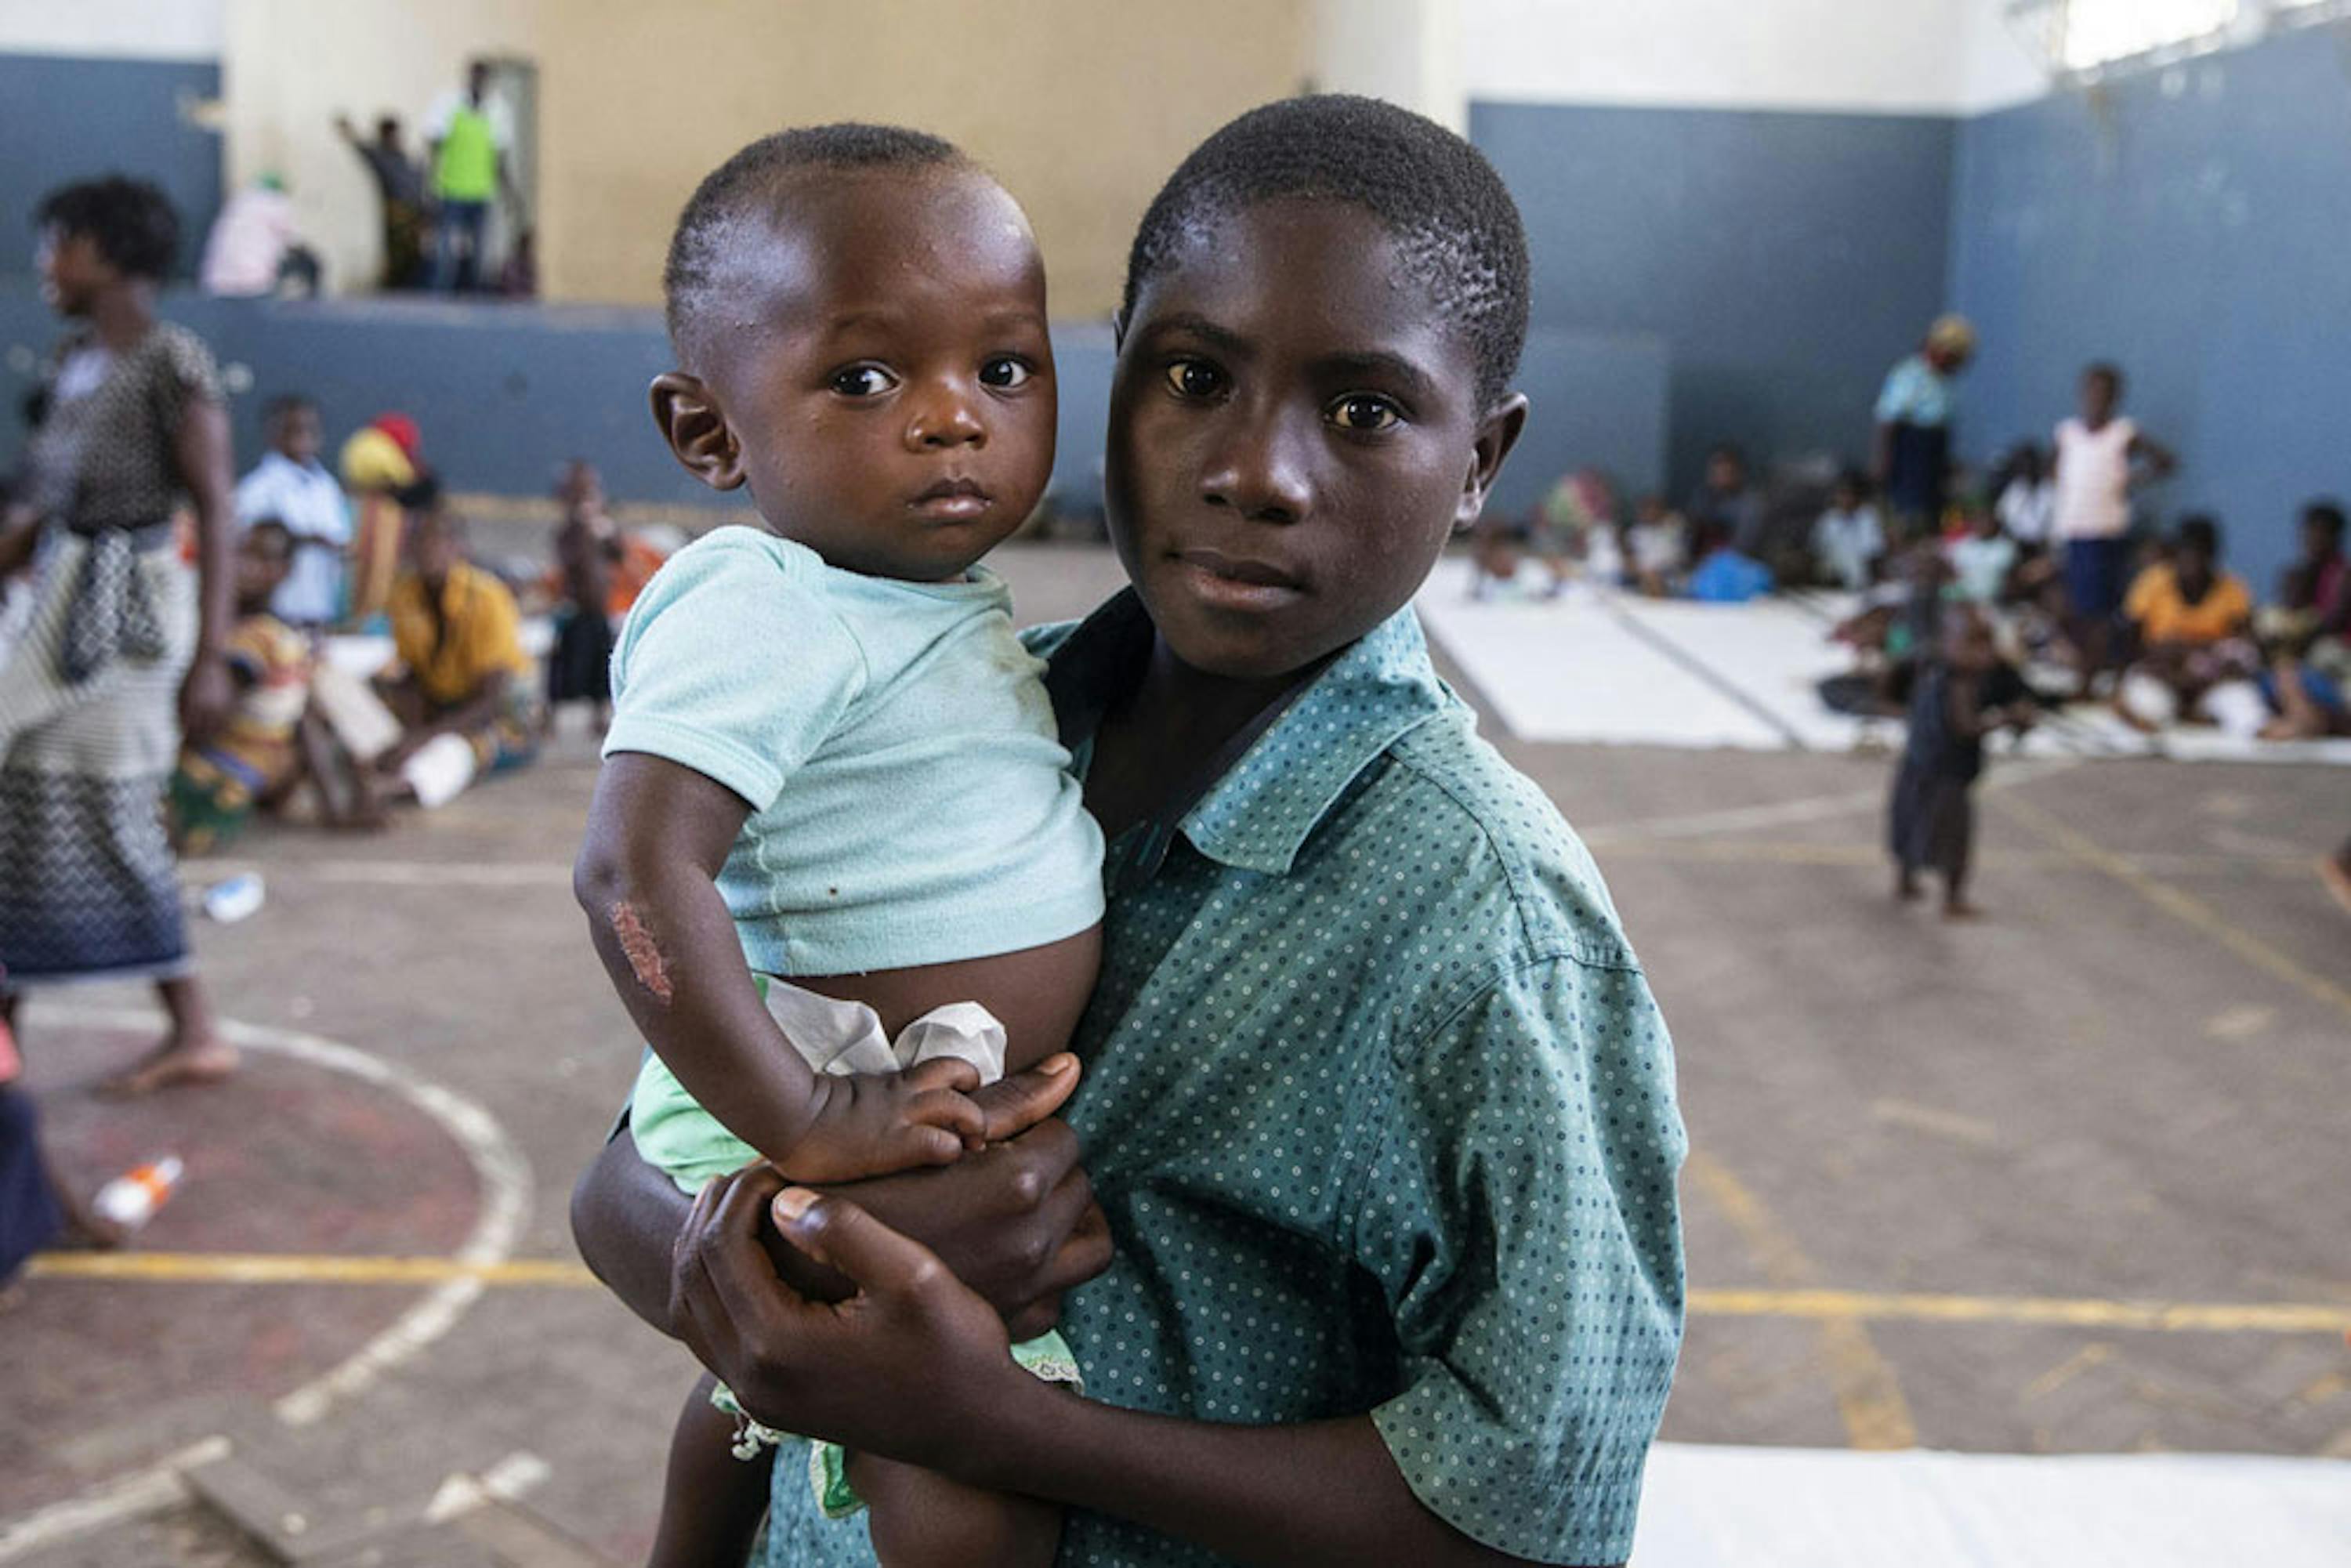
424, 61, 512, 293
574, 95, 1686, 1567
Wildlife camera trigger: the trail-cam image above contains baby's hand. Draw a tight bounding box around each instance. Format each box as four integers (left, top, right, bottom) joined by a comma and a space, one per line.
783, 1058, 987, 1183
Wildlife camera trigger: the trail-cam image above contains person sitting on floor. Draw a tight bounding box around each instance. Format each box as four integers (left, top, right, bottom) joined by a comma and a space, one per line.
169, 521, 377, 851
1626, 493, 1689, 597
1686, 444, 1766, 561
1943, 494, 2018, 607
1811, 469, 1885, 592
375, 482, 542, 803
2114, 515, 2257, 733
2272, 499, 2347, 642
1995, 442, 2056, 552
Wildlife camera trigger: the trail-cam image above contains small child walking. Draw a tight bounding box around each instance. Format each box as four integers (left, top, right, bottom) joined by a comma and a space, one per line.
1889, 605, 2032, 918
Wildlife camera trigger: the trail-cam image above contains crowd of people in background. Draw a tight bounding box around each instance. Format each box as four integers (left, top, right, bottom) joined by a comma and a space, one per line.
0, 176, 668, 1177
1468, 330, 2349, 755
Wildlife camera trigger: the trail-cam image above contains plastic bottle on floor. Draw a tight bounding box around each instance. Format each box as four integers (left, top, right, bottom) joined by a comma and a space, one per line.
92, 1155, 184, 1230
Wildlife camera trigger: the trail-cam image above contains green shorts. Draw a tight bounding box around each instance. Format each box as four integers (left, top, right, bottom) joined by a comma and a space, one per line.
712, 1331, 1082, 1519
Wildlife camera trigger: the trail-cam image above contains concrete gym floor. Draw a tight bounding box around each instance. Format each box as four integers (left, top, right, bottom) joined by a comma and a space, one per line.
5, 543, 2346, 1566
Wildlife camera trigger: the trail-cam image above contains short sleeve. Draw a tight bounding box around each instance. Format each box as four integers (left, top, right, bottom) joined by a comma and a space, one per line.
147, 326, 223, 437
603, 534, 865, 811
2123, 566, 2163, 625
1874, 360, 1918, 423
1357, 957, 1686, 1566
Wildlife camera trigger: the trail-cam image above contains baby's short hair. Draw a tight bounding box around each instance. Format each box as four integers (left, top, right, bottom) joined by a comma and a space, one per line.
662, 123, 975, 364
1121, 95, 1531, 409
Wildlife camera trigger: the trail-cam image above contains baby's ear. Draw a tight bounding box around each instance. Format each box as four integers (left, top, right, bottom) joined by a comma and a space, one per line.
1455, 392, 1530, 531
649, 372, 746, 492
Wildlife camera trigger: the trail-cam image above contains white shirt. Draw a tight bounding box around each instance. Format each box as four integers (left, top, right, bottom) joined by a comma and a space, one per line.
1997, 478, 2056, 545
2053, 417, 2139, 541
234, 451, 351, 625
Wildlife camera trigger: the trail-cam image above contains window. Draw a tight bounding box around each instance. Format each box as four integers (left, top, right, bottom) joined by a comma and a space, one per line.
2007, 0, 2351, 78
2059, 0, 2241, 71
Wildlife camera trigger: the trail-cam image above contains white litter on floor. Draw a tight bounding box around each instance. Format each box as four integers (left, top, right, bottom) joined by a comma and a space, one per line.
1415, 559, 2351, 764
1636, 1443, 2351, 1567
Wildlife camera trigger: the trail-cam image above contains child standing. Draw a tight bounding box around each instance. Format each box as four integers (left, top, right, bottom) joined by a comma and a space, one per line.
232, 394, 350, 629
1890, 605, 2032, 918
574, 125, 1100, 1568
543, 460, 618, 733
2052, 363, 2175, 686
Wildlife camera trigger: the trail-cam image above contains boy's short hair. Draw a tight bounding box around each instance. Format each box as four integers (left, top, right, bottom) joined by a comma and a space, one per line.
2303, 499, 2346, 544
265, 393, 317, 423
36, 176, 181, 281
1121, 95, 1530, 409
2084, 361, 2123, 393
662, 123, 974, 365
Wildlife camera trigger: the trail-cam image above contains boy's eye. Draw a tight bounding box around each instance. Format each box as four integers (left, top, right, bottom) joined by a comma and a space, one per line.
979, 357, 1033, 390
1327, 393, 1403, 432
1163, 358, 1228, 400
829, 365, 897, 397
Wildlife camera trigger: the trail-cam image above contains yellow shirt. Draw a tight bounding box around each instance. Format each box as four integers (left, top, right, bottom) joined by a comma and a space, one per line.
2124, 564, 2252, 646
389, 562, 533, 708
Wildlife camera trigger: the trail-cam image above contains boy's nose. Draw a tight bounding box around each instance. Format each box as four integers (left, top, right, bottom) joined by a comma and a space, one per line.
1199, 407, 1312, 524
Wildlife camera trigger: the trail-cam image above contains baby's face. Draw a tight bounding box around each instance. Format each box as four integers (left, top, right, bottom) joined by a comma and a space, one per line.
697, 170, 1056, 581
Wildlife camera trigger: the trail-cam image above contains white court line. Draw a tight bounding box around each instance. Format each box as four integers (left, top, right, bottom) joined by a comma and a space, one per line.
0, 1437, 230, 1564
35, 1007, 531, 1429
199, 859, 572, 889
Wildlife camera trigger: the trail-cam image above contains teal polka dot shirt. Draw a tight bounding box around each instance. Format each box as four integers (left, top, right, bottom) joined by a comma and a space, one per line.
759, 593, 1686, 1567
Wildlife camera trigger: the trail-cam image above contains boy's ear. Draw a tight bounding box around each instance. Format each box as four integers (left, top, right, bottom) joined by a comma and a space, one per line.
1454, 392, 1529, 532
649, 372, 746, 492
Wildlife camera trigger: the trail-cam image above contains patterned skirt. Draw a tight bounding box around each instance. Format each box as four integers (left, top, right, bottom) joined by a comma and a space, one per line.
0, 532, 198, 987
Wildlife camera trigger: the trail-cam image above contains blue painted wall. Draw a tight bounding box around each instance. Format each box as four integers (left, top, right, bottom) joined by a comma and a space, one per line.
0, 53, 223, 282
0, 286, 1666, 523
1948, 25, 2351, 597
1473, 98, 1955, 500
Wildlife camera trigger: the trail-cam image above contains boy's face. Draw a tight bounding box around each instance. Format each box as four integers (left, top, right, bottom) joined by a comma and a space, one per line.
273, 405, 321, 465
654, 169, 1056, 582
1708, 454, 1743, 492
1833, 483, 1860, 512
2302, 516, 2338, 560
1107, 198, 1523, 680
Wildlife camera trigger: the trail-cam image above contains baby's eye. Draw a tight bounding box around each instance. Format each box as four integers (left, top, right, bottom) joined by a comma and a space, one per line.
829, 364, 897, 397
979, 357, 1033, 390
1164, 358, 1228, 400
1327, 393, 1403, 433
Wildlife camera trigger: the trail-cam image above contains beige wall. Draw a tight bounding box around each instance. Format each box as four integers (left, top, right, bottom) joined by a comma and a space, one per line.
224, 0, 1314, 312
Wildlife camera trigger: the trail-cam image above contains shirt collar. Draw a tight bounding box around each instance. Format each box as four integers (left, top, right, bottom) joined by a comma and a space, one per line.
1045, 589, 1453, 877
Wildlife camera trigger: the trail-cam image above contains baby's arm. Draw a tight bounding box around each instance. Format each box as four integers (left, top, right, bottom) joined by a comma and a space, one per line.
576, 751, 984, 1182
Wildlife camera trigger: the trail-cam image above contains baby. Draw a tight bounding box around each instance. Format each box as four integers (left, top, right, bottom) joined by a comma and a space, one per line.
574, 125, 1100, 1568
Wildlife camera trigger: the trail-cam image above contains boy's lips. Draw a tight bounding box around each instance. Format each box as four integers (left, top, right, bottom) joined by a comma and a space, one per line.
1170, 547, 1305, 610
